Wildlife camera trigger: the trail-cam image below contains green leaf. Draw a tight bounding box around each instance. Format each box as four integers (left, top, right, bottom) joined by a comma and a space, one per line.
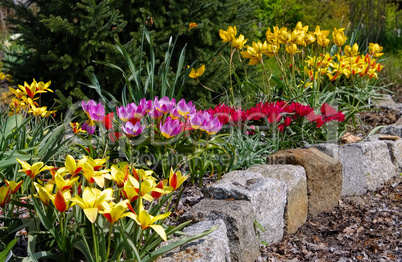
0, 238, 17, 262
73, 240, 95, 262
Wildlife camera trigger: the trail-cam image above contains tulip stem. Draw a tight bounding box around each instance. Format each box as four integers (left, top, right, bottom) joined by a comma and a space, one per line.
91, 223, 100, 262
107, 223, 113, 259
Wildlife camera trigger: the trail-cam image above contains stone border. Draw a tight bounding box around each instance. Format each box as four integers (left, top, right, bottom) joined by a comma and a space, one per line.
157, 137, 400, 262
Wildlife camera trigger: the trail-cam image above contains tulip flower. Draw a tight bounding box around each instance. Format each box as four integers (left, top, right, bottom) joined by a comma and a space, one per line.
102, 112, 114, 130
36, 80, 53, 93
332, 28, 347, 47
18, 79, 39, 99
241, 41, 268, 65
368, 43, 384, 57
81, 119, 96, 135
169, 168, 189, 191
122, 121, 145, 137
34, 182, 54, 206
9, 87, 25, 99
169, 107, 181, 119
70, 187, 114, 223
65, 154, 83, 176
17, 159, 51, 178
82, 100, 105, 122
148, 108, 164, 120
160, 118, 182, 138
176, 99, 195, 117
27, 98, 56, 117
188, 22, 198, 31
188, 65, 205, 79
70, 122, 86, 134
150, 180, 172, 200
285, 43, 298, 55
0, 186, 11, 208
219, 26, 237, 43
131, 168, 155, 182
125, 199, 171, 241
52, 190, 74, 213
201, 117, 223, 135
264, 44, 280, 57
81, 162, 111, 188
110, 164, 129, 188
54, 172, 79, 191
189, 111, 209, 129
99, 200, 132, 224
139, 98, 153, 112
5, 180, 23, 194
344, 43, 359, 57
77, 156, 106, 171
231, 34, 247, 49
154, 96, 176, 114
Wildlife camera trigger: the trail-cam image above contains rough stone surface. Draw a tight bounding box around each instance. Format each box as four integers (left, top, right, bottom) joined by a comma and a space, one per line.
247, 165, 308, 234
306, 143, 368, 196
266, 148, 342, 217
380, 125, 402, 137
181, 199, 260, 262
204, 171, 286, 244
156, 219, 231, 262
365, 135, 402, 173
309, 141, 397, 194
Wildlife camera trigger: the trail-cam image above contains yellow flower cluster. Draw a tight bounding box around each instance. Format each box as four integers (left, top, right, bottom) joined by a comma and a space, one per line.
8, 79, 56, 117
219, 22, 352, 65
304, 42, 384, 81
14, 155, 189, 241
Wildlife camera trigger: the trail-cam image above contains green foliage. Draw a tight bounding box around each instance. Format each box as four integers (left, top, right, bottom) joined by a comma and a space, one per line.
1, 0, 257, 112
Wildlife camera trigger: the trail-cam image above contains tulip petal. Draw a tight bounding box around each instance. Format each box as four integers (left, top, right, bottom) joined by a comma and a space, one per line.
150, 225, 167, 241
84, 208, 99, 223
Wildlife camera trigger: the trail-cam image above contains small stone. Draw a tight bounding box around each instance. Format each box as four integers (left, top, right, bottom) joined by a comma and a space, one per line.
379, 135, 400, 141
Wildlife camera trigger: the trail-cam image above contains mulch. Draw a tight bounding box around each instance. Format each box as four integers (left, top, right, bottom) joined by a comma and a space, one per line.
259, 175, 402, 262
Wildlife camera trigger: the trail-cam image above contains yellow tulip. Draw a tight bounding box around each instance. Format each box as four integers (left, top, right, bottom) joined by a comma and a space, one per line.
17, 158, 51, 178
241, 41, 268, 65
332, 28, 347, 47
5, 180, 23, 194
54, 172, 79, 191
36, 80, 53, 93
231, 34, 247, 49
264, 44, 280, 57
285, 43, 299, 55
277, 27, 291, 44
368, 43, 384, 57
189, 65, 205, 79
169, 168, 189, 191
110, 164, 129, 188
70, 122, 86, 134
82, 162, 111, 188
344, 43, 359, 57
99, 199, 131, 224
265, 26, 280, 44
70, 187, 114, 223
219, 26, 237, 43
34, 181, 54, 206
304, 33, 316, 45
125, 199, 171, 241
0, 186, 11, 208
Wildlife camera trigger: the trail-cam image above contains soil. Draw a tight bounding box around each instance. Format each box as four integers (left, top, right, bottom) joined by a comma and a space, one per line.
259, 175, 402, 262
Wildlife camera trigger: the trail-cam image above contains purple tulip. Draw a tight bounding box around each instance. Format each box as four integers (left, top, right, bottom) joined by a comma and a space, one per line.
154, 96, 176, 114
122, 121, 145, 137
148, 107, 164, 120
160, 118, 182, 138
203, 117, 223, 135
82, 119, 96, 135
176, 99, 195, 117
169, 107, 181, 119
189, 111, 209, 129
82, 100, 105, 122
139, 98, 153, 113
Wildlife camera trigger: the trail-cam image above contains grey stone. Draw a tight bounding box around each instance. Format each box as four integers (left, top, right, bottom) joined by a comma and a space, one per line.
181, 199, 260, 262
204, 171, 286, 244
310, 141, 397, 194
156, 219, 231, 262
365, 135, 402, 173
380, 125, 402, 137
247, 165, 308, 234
266, 148, 342, 217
